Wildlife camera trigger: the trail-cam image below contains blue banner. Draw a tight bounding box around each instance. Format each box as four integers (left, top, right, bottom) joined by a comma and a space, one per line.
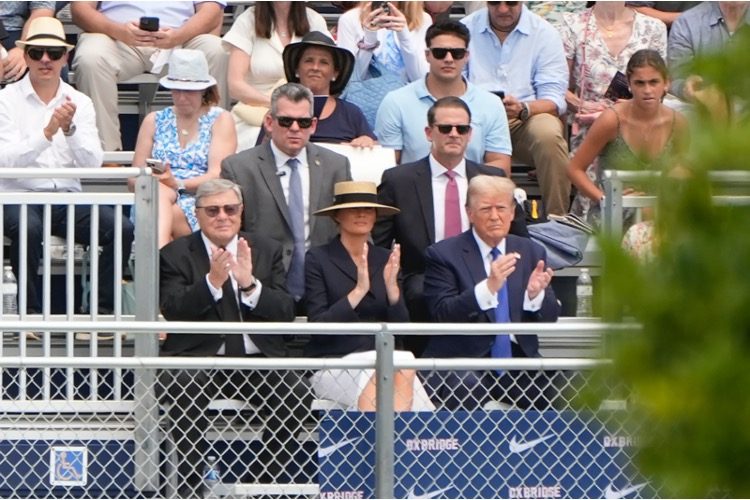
318, 410, 654, 499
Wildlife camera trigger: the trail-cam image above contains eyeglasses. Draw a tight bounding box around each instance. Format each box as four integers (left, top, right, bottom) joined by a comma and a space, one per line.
275, 116, 314, 129
26, 46, 67, 61
429, 47, 467, 60
196, 204, 242, 217
434, 124, 472, 135
487, 1, 520, 6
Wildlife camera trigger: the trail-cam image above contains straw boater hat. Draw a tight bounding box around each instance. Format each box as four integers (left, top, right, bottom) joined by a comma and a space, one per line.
15, 17, 74, 50
159, 49, 217, 91
282, 31, 355, 96
314, 181, 400, 217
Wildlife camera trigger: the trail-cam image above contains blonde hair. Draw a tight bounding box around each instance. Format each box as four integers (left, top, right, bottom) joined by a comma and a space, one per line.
466, 175, 516, 209
359, 1, 425, 31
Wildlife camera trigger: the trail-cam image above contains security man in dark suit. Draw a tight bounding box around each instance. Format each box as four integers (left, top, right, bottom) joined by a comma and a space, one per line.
159, 179, 310, 495
373, 96, 528, 355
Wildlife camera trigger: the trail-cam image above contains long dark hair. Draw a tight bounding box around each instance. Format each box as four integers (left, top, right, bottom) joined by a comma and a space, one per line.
254, 2, 311, 39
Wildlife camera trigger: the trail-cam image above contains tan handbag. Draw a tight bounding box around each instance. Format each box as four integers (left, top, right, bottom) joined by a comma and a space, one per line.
230, 78, 286, 126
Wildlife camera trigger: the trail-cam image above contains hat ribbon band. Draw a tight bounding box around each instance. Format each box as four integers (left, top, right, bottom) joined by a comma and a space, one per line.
333, 193, 379, 205
166, 76, 212, 83
26, 33, 68, 44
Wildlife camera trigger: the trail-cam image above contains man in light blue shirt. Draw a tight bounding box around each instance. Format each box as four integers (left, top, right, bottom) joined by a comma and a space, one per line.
462, 1, 571, 216
375, 21, 512, 175
668, 1, 750, 100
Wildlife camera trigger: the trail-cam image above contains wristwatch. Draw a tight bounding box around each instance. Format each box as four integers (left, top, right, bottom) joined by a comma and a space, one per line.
239, 279, 257, 293
63, 124, 77, 137
176, 179, 187, 194
518, 102, 531, 122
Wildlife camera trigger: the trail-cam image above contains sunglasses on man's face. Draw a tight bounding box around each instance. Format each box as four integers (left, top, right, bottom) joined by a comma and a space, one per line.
275, 116, 314, 129
196, 204, 242, 217
487, 1, 520, 6
26, 47, 67, 61
429, 47, 467, 60
434, 124, 472, 135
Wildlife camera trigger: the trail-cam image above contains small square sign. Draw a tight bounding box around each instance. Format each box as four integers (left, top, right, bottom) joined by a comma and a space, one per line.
49, 446, 88, 486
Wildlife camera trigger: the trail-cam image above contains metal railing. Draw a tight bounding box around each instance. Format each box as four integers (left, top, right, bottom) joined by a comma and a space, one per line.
602, 169, 750, 237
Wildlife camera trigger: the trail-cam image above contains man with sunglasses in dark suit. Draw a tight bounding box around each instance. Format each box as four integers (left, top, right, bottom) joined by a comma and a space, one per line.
160, 178, 311, 494
461, 1, 571, 216
0, 17, 134, 315
374, 97, 527, 356
221, 83, 352, 315
375, 20, 512, 176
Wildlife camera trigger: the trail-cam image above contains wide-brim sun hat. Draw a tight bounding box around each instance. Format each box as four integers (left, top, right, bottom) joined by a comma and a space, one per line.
159, 49, 217, 91
15, 17, 74, 50
282, 31, 355, 96
314, 181, 400, 217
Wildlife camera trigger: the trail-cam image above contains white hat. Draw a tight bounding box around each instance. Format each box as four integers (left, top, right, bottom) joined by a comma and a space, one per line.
15, 17, 74, 50
159, 49, 217, 91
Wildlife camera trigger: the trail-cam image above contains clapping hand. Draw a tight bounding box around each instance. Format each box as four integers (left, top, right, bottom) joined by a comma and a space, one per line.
526, 260, 553, 300
207, 245, 235, 289
44, 95, 77, 141
233, 237, 255, 291
383, 243, 401, 305
348, 242, 370, 309
487, 252, 519, 295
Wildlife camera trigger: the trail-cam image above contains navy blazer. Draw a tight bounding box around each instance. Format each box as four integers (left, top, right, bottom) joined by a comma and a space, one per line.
422, 230, 560, 359
159, 231, 295, 357
304, 237, 409, 357
373, 156, 529, 321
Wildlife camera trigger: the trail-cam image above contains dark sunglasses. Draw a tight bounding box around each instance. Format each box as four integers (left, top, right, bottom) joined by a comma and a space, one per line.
26, 46, 67, 61
487, 1, 520, 6
275, 116, 314, 129
196, 204, 242, 217
429, 47, 467, 60
434, 124, 472, 135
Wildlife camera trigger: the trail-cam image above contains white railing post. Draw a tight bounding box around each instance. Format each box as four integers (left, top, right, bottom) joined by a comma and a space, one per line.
132, 169, 160, 492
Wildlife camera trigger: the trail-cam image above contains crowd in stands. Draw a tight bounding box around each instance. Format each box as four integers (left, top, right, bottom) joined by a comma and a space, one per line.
1, 1, 747, 493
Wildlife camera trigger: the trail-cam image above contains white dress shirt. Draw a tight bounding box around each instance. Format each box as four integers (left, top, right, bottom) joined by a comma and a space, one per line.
0, 74, 103, 192
269, 141, 311, 247
201, 233, 262, 355
429, 155, 469, 242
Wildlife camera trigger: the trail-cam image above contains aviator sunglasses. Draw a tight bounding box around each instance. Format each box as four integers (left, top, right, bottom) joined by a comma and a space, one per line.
26, 46, 67, 61
487, 1, 520, 6
275, 116, 314, 129
434, 124, 472, 135
196, 204, 242, 217
429, 48, 467, 60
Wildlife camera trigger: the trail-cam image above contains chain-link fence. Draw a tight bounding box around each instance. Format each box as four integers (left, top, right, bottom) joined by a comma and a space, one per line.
0, 321, 652, 500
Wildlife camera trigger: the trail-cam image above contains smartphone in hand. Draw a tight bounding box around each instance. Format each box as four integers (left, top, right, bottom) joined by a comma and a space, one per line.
379, 1, 391, 15
139, 17, 159, 32
146, 159, 165, 174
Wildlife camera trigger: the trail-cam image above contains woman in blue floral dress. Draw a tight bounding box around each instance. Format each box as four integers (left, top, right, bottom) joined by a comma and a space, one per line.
132, 49, 236, 247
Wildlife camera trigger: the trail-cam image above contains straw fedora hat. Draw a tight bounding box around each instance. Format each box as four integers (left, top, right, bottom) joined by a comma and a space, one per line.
159, 49, 217, 91
283, 31, 355, 96
15, 17, 73, 50
314, 181, 400, 217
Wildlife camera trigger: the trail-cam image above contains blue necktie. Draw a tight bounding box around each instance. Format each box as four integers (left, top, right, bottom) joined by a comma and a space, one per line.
286, 158, 305, 301
489, 248, 512, 371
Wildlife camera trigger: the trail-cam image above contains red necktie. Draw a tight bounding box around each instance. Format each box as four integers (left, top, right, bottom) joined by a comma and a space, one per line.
444, 170, 461, 238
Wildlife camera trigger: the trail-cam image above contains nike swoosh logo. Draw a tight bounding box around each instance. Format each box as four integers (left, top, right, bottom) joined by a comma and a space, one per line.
406, 486, 452, 499
604, 482, 648, 499
508, 434, 554, 453
318, 437, 360, 458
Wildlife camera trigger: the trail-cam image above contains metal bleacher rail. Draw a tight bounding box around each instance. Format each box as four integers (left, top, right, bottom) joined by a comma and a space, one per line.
601, 169, 750, 237
0, 169, 628, 498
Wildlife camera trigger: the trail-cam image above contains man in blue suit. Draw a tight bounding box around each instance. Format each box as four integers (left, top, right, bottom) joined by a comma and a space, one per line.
423, 174, 562, 410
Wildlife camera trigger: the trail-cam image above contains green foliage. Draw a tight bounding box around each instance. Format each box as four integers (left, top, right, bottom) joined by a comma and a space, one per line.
592, 29, 750, 497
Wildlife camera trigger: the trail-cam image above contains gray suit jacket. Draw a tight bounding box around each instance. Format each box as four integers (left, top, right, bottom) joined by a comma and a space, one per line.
221, 142, 352, 272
